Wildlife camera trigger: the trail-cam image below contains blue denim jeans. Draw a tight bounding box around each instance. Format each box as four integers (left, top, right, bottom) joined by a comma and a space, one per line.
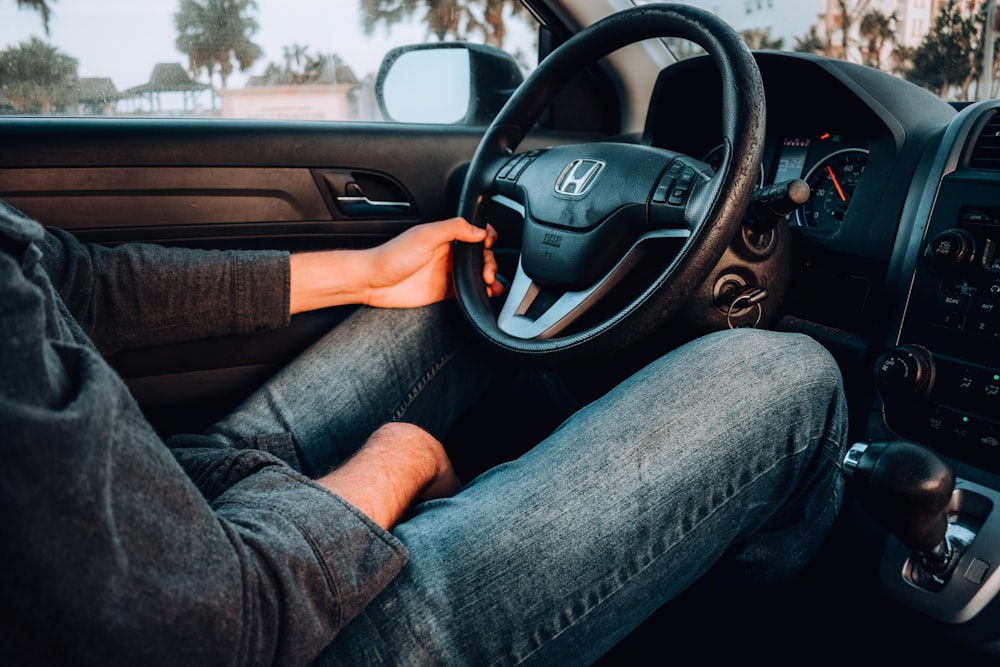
209, 303, 847, 666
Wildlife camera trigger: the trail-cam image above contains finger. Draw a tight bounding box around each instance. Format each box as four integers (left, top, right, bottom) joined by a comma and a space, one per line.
484, 223, 499, 249
439, 217, 488, 244
482, 253, 505, 298
482, 248, 498, 284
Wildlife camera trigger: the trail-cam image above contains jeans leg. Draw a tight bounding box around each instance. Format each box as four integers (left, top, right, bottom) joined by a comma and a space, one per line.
205, 302, 493, 476
315, 328, 848, 666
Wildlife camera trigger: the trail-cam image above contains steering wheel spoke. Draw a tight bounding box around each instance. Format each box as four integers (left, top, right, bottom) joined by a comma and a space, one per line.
498, 239, 652, 339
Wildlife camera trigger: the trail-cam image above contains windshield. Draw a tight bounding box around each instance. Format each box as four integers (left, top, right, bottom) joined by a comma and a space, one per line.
637, 0, 996, 102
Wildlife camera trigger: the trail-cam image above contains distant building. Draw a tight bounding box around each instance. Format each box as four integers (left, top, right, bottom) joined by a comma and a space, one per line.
819, 0, 940, 62
119, 63, 214, 116
73, 78, 119, 116
221, 57, 375, 121
892, 0, 941, 48
221, 83, 359, 120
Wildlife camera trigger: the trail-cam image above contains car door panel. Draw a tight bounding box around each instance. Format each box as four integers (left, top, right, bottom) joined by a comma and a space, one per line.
0, 117, 576, 434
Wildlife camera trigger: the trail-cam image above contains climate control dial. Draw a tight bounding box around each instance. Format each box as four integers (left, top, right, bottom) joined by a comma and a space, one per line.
875, 344, 936, 401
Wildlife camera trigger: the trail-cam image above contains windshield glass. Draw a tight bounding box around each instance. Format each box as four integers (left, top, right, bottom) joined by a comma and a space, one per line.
637, 0, 996, 103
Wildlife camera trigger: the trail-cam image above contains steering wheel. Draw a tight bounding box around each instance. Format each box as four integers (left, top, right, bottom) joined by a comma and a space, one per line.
453, 3, 765, 362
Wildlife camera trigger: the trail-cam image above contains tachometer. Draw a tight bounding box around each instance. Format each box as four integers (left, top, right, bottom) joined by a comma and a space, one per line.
796, 148, 868, 232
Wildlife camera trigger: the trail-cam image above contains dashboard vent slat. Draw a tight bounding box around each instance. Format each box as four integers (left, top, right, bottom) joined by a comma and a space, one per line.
970, 112, 1000, 169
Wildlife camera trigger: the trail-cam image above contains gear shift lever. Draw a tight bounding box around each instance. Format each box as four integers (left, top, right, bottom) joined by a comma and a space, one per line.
843, 440, 956, 574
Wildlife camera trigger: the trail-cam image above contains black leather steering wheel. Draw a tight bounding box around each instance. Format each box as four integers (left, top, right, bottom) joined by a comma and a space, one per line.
454, 3, 765, 362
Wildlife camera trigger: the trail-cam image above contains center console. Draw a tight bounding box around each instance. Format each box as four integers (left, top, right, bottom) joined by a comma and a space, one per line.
860, 101, 1000, 654
878, 103, 1000, 475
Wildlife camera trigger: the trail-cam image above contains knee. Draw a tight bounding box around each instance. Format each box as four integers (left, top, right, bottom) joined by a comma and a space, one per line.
715, 328, 842, 391
687, 329, 846, 436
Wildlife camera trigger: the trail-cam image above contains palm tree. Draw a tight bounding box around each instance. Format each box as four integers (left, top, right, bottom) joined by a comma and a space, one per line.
174, 0, 263, 99
360, 0, 524, 48
739, 28, 784, 51
794, 26, 827, 56
906, 0, 982, 99
832, 0, 873, 61
858, 10, 896, 70
0, 36, 77, 113
12, 0, 54, 34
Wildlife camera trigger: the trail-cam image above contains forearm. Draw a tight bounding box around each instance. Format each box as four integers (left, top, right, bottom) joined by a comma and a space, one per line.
316, 422, 460, 530
39, 227, 290, 354
289, 248, 374, 314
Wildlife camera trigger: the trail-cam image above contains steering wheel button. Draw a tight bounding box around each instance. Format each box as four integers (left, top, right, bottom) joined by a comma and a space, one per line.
509, 158, 532, 180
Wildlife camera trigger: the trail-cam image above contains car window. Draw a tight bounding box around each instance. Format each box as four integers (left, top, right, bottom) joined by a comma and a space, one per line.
0, 0, 539, 121
2, 0, 992, 121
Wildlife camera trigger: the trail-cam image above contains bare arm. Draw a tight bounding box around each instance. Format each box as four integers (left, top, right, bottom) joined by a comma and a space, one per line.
289, 217, 502, 314
316, 423, 460, 530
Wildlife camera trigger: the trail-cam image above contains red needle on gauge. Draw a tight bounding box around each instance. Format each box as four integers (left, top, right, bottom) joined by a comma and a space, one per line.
826, 165, 847, 202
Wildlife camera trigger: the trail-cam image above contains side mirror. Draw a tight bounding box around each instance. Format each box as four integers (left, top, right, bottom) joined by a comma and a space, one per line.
375, 43, 523, 124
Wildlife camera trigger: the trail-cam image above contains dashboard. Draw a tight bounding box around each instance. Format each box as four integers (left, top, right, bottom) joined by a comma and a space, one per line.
645, 51, 1000, 474
646, 50, 1000, 652
645, 53, 958, 343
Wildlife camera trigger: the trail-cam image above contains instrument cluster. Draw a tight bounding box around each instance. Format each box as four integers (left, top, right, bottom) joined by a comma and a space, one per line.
769, 132, 869, 235
701, 131, 869, 236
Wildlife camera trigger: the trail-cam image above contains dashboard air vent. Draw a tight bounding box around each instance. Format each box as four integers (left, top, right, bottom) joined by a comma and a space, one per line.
970, 111, 1000, 169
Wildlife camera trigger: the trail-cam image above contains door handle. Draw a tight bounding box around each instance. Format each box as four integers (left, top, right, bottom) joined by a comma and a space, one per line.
334, 195, 413, 217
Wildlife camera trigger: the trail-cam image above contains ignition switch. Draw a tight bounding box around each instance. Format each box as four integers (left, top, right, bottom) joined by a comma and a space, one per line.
713, 273, 768, 328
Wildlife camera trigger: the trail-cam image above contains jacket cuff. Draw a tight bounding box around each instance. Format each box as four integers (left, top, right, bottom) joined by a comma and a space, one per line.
233, 250, 290, 333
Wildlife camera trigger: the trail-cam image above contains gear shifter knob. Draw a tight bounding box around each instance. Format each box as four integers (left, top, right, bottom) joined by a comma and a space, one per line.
843, 440, 955, 569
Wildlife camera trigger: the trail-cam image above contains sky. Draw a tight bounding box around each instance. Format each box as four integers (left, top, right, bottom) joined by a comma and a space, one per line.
1, 0, 446, 90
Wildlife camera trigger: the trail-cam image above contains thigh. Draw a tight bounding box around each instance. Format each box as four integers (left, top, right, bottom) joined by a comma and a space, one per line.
315, 328, 848, 666
206, 302, 493, 476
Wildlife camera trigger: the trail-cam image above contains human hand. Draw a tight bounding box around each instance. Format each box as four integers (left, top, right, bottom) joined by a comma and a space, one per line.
362, 217, 503, 309
316, 422, 460, 530
289, 217, 503, 314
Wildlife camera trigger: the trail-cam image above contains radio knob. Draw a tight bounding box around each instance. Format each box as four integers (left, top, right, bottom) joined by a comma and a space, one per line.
923, 229, 975, 275
875, 344, 935, 401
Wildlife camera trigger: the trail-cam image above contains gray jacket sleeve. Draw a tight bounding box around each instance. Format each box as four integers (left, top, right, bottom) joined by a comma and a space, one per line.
38, 226, 291, 355
0, 205, 409, 665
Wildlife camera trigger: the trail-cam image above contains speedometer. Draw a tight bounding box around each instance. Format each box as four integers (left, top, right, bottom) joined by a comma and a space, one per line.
796, 148, 868, 232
